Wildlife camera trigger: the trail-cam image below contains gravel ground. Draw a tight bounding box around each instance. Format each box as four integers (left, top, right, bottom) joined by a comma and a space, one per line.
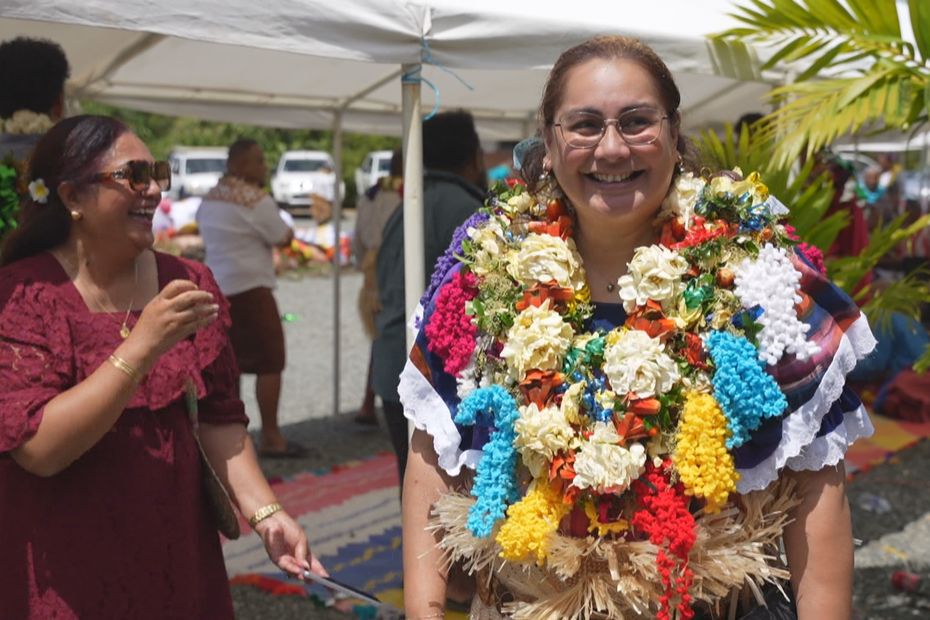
231, 270, 930, 619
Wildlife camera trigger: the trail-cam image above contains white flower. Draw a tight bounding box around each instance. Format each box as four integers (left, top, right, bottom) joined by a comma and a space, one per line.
3, 110, 54, 135
28, 179, 49, 204
559, 381, 585, 425
603, 329, 680, 399
506, 232, 585, 290
572, 424, 647, 493
659, 172, 704, 228
616, 244, 688, 313
733, 244, 820, 365
503, 191, 535, 215
514, 403, 577, 477
455, 355, 479, 400
500, 301, 574, 379
468, 217, 508, 276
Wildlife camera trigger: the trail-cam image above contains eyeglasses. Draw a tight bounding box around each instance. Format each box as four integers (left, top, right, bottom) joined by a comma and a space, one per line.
554, 107, 669, 149
94, 160, 172, 192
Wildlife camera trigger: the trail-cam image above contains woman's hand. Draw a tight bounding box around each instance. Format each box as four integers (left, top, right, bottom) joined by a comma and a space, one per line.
254, 510, 328, 579
130, 279, 219, 362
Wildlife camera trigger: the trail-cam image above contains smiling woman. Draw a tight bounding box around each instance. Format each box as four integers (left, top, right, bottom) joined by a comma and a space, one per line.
0, 115, 327, 618
401, 37, 874, 620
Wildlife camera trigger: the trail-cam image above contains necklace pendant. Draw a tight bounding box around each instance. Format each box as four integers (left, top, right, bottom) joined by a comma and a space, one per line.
120, 325, 131, 339
606, 282, 616, 293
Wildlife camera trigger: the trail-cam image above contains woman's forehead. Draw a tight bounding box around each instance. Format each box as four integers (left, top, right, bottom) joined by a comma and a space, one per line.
556, 58, 663, 114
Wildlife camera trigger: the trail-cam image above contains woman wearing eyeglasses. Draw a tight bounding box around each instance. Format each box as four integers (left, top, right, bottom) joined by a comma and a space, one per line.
0, 115, 326, 618
401, 37, 873, 619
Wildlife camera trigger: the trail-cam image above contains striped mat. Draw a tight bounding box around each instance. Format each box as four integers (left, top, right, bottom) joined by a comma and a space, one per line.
225, 413, 929, 615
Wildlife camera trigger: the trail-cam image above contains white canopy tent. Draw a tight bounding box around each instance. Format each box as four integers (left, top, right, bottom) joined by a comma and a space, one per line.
0, 0, 778, 414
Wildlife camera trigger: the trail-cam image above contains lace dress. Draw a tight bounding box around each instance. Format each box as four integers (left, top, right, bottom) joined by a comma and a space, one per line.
0, 251, 248, 619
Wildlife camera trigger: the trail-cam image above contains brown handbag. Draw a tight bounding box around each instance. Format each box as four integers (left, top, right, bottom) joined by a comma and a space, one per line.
185, 378, 241, 540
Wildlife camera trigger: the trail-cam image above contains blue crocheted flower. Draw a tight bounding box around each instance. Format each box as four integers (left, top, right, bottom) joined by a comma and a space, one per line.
454, 385, 521, 537
705, 331, 787, 449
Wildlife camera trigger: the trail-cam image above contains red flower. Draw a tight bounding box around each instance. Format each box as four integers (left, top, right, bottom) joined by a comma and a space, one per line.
681, 332, 708, 369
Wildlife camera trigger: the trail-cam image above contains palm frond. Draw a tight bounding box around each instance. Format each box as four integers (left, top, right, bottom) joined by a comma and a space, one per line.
861, 268, 930, 330
828, 214, 930, 295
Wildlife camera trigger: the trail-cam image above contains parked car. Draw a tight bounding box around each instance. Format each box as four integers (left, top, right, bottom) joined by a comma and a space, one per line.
166, 147, 227, 199
354, 150, 393, 195
271, 150, 344, 210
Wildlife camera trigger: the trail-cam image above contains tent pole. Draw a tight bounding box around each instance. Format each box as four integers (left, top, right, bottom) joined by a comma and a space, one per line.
401, 63, 423, 444
401, 65, 424, 351
331, 109, 344, 416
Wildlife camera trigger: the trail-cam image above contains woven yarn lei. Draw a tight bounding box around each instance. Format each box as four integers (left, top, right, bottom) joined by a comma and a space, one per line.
423, 169, 819, 618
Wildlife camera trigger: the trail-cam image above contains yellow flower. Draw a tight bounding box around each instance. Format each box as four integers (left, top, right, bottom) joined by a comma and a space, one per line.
673, 392, 739, 513
584, 499, 629, 537
496, 481, 570, 565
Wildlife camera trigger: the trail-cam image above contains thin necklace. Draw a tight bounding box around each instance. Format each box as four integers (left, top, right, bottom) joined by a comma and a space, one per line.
118, 258, 139, 339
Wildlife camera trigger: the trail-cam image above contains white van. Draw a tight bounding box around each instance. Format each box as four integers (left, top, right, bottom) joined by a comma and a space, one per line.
271, 150, 343, 210
354, 150, 394, 195
167, 147, 228, 199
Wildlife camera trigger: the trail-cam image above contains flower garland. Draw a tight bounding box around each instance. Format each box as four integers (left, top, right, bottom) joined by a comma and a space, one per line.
424, 169, 820, 616
2, 110, 54, 135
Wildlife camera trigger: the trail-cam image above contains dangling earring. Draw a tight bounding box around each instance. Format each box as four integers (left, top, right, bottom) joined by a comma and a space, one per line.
70, 210, 83, 222
675, 154, 685, 175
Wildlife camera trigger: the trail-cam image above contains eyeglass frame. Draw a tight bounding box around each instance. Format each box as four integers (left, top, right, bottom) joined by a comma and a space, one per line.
552, 107, 671, 150
93, 159, 172, 192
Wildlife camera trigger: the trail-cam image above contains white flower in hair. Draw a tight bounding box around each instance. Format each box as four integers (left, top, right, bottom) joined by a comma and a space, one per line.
28, 179, 49, 204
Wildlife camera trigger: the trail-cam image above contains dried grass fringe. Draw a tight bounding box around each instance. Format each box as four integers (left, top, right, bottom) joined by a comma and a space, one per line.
428, 479, 799, 620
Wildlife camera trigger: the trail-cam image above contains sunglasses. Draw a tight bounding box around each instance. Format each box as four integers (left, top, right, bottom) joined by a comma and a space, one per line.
94, 160, 172, 192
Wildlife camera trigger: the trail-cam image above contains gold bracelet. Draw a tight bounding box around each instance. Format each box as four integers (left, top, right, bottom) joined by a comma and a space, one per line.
108, 354, 141, 383
248, 502, 283, 528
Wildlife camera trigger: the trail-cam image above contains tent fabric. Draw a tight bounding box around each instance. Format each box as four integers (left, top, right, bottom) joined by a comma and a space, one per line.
0, 0, 775, 139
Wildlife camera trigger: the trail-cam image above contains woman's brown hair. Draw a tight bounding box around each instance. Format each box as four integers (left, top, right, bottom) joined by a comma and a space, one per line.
1, 115, 129, 266
521, 36, 691, 190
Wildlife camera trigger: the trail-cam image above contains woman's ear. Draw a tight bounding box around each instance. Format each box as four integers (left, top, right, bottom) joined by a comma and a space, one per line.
56, 180, 83, 213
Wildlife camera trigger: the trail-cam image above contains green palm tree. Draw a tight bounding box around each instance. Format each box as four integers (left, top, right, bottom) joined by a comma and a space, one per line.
710, 0, 929, 167
707, 0, 930, 369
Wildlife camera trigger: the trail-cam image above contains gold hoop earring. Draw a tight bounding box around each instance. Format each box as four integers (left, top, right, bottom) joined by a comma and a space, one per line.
70, 210, 83, 222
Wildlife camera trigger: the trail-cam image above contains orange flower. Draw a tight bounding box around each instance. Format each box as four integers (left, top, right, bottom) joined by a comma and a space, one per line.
625, 299, 677, 339
682, 332, 708, 369
519, 369, 564, 408
548, 451, 579, 505
613, 411, 651, 443
515, 280, 575, 313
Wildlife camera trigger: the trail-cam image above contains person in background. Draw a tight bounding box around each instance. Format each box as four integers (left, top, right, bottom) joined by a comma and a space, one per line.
0, 36, 71, 244
372, 110, 485, 485
0, 36, 70, 162
0, 115, 324, 618
197, 138, 304, 458
353, 148, 403, 425
858, 165, 894, 228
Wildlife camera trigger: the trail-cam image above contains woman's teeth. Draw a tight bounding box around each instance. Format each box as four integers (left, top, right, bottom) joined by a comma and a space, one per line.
129, 208, 155, 218
591, 171, 638, 182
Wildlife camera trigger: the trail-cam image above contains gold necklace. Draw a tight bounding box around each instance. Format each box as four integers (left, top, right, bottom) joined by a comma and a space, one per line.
117, 258, 139, 339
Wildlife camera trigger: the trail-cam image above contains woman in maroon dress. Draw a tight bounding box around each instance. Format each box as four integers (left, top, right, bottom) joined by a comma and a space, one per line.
0, 115, 325, 618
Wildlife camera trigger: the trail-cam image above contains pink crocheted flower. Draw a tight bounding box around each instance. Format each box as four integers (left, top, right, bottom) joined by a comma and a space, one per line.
798, 242, 826, 274
425, 270, 479, 377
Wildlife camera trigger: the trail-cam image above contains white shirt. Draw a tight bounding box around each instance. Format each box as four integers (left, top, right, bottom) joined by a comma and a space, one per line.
196, 194, 291, 296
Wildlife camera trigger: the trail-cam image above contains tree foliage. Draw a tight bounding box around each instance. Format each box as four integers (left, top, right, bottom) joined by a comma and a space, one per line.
711, 0, 930, 167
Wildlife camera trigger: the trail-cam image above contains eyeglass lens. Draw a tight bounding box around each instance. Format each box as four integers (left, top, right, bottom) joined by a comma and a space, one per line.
127, 160, 172, 191
559, 108, 665, 148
